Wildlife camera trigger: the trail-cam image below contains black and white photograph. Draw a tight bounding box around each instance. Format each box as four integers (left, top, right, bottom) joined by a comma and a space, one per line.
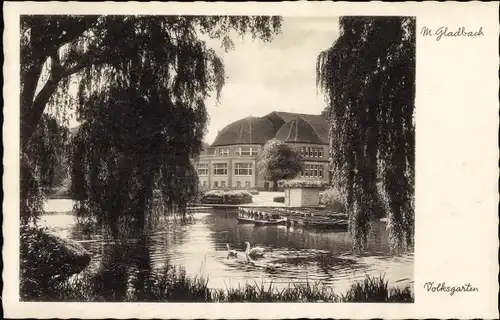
3, 2, 498, 319
19, 13, 416, 303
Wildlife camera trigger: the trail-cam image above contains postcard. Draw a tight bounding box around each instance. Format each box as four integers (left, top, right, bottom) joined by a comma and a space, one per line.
3, 2, 499, 319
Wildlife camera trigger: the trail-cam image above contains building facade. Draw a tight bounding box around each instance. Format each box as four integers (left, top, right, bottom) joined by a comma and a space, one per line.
194, 110, 330, 190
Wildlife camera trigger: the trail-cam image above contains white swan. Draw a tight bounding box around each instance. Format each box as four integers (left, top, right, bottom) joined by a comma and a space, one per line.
226, 244, 238, 259
244, 241, 264, 262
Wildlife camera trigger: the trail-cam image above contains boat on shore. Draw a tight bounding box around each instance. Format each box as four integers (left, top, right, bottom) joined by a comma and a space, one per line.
237, 207, 348, 231
254, 218, 287, 226
237, 208, 286, 226
328, 213, 348, 219
236, 216, 256, 224
306, 219, 348, 230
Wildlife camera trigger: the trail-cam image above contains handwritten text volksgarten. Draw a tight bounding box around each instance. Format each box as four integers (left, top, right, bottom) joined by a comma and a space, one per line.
424, 282, 479, 296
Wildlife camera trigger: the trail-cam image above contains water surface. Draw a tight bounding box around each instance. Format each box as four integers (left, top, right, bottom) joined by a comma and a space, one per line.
41, 199, 414, 294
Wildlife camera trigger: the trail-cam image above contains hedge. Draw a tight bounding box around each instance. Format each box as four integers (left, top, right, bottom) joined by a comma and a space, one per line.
201, 190, 253, 205
280, 179, 327, 189
319, 187, 346, 212
273, 196, 285, 203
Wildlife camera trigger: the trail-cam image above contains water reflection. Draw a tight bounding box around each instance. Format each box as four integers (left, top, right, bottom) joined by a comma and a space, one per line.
40, 201, 413, 296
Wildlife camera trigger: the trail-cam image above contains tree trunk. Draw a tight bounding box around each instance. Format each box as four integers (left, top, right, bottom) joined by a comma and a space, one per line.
272, 180, 278, 191
21, 62, 62, 148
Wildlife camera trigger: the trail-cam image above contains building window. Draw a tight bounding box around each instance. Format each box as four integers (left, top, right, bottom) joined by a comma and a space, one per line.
237, 147, 250, 156
234, 163, 253, 176
219, 148, 229, 156
304, 164, 322, 177
236, 181, 241, 188
314, 148, 318, 158
236, 147, 259, 156
197, 163, 208, 176
318, 148, 323, 158
309, 148, 314, 157
245, 181, 251, 188
301, 147, 306, 157
214, 181, 218, 188
319, 165, 323, 178
213, 163, 228, 175
208, 148, 216, 156
221, 181, 226, 188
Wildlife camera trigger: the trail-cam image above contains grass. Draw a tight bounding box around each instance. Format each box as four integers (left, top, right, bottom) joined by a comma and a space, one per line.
340, 275, 414, 302
22, 264, 414, 303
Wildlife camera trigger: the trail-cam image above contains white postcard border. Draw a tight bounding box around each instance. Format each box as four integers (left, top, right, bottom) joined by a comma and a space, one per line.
3, 2, 499, 319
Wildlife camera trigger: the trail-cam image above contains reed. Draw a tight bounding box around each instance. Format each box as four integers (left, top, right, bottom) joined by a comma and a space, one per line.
340, 274, 413, 302
22, 265, 414, 303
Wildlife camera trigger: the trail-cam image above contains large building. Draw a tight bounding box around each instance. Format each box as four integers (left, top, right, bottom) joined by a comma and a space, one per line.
194, 110, 330, 190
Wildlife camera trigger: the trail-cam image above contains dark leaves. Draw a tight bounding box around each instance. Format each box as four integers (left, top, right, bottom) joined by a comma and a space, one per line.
257, 139, 304, 182
56, 16, 282, 231
317, 16, 415, 252
22, 15, 282, 227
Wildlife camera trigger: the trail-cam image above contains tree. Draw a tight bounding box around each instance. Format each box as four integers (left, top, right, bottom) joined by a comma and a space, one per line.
316, 16, 415, 253
257, 139, 304, 191
20, 15, 283, 229
21, 114, 70, 225
20, 16, 283, 299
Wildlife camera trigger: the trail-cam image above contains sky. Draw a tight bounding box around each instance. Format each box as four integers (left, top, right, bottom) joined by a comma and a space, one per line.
203, 16, 340, 144
56, 16, 340, 144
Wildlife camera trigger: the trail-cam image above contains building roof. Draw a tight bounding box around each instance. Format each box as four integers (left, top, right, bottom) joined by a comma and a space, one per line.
275, 116, 327, 145
211, 116, 278, 147
210, 111, 329, 147
271, 111, 329, 141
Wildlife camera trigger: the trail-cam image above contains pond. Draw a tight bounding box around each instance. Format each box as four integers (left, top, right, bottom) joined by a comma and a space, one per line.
41, 199, 414, 295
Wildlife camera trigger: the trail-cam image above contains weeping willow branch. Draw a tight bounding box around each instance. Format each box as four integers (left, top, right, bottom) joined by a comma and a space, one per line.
317, 16, 415, 252
21, 15, 282, 227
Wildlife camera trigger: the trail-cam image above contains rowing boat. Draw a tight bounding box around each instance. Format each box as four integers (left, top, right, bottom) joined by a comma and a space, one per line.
307, 219, 348, 230
328, 213, 348, 219
254, 218, 287, 226
237, 217, 256, 224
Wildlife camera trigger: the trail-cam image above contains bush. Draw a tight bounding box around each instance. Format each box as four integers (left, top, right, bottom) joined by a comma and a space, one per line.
319, 187, 346, 212
280, 179, 327, 189
273, 196, 285, 203
248, 189, 260, 195
201, 190, 253, 205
